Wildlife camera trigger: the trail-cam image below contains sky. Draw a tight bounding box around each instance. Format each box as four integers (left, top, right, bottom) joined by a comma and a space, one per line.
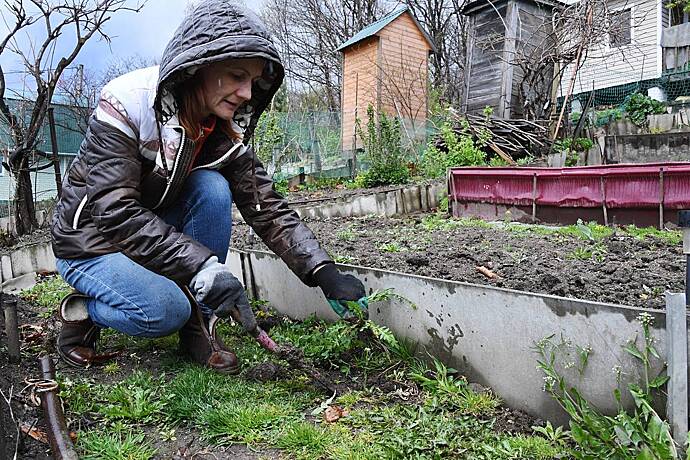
1, 0, 264, 95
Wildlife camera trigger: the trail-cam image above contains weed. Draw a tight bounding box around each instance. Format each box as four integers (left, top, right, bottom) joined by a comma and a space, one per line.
411, 358, 501, 416
99, 371, 169, 423
377, 242, 403, 253
202, 401, 294, 445
103, 362, 120, 375
567, 242, 607, 263
623, 224, 682, 245
560, 219, 613, 241
336, 229, 357, 241
532, 420, 571, 445
332, 254, 354, 264
534, 314, 675, 459
276, 421, 336, 459
78, 423, 156, 460
20, 275, 72, 318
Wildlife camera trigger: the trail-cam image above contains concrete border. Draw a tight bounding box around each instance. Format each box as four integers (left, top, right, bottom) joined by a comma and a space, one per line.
232, 182, 447, 221
229, 248, 677, 426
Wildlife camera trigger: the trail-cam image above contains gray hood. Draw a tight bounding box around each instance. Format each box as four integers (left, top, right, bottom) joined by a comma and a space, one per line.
155, 0, 284, 142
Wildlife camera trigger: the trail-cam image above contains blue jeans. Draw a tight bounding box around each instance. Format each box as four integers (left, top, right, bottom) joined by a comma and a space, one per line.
56, 169, 232, 338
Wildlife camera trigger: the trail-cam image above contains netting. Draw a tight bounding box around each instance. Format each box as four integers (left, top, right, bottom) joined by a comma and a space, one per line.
559, 68, 690, 120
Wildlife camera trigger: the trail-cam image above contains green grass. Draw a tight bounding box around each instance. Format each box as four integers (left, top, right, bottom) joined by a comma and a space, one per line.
60, 313, 570, 459
20, 275, 72, 318
78, 423, 156, 460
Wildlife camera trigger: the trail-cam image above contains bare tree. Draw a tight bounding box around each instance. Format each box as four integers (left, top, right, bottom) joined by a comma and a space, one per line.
261, 0, 391, 111
57, 54, 157, 137
467, 0, 646, 128
0, 0, 144, 235
406, 0, 469, 107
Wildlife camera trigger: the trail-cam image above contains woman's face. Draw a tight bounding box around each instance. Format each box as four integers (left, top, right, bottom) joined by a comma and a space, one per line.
198, 58, 266, 120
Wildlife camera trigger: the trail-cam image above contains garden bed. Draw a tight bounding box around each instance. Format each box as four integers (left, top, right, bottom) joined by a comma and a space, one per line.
0, 281, 571, 460
233, 213, 685, 310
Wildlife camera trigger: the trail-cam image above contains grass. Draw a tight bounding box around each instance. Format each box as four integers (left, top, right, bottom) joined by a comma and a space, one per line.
20, 274, 72, 318
55, 309, 571, 459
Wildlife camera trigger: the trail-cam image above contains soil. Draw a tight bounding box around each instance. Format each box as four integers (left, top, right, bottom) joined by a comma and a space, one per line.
232, 214, 685, 310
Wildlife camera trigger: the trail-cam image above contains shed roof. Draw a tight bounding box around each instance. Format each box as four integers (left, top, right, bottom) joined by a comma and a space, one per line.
337, 6, 436, 53
461, 0, 565, 15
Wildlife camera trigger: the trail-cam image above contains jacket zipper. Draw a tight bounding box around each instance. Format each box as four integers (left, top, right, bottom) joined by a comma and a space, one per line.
153, 126, 187, 209
191, 142, 245, 172
72, 195, 89, 230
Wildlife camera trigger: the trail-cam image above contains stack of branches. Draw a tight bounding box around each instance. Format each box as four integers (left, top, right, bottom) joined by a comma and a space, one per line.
434, 112, 552, 164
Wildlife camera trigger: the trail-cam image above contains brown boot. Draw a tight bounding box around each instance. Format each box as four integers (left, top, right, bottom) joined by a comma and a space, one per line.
178, 300, 240, 374
57, 292, 118, 368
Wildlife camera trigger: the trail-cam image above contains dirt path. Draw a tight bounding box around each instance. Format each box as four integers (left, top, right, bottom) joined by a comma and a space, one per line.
232, 214, 685, 309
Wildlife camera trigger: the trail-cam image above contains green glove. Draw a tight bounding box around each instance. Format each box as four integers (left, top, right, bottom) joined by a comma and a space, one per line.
328, 297, 369, 320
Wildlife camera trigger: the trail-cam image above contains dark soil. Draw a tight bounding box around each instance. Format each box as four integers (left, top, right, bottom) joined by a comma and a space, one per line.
232, 214, 685, 309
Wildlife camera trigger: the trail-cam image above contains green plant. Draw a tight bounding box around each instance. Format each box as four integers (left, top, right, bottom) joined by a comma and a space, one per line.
336, 229, 357, 241
377, 242, 403, 253
567, 243, 607, 263
99, 371, 169, 423
624, 93, 667, 128
20, 275, 72, 317
355, 105, 410, 187
254, 109, 285, 167
534, 313, 676, 459
532, 420, 571, 445
79, 423, 157, 460
421, 118, 486, 178
623, 224, 682, 245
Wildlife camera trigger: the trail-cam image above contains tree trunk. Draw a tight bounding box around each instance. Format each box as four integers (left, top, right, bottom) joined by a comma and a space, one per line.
13, 159, 38, 236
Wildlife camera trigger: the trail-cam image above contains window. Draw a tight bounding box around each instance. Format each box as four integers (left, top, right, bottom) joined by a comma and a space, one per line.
609, 8, 632, 47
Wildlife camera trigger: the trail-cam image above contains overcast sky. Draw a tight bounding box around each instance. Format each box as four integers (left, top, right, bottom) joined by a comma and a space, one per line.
2, 0, 264, 95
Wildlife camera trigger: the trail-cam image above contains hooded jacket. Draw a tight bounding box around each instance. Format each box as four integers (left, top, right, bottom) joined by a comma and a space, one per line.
51, 0, 331, 285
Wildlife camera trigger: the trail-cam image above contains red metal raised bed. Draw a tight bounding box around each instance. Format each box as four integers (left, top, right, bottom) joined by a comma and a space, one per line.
448, 162, 690, 228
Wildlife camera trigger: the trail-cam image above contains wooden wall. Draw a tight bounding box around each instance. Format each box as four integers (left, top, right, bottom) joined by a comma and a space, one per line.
341, 36, 380, 153
464, 4, 508, 116
341, 12, 431, 152
377, 12, 430, 141
510, 2, 555, 119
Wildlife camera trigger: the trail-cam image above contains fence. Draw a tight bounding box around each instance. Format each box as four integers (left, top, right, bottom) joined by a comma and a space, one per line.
252, 110, 435, 181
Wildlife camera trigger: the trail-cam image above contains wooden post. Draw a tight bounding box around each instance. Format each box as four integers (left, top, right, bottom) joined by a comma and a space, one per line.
2, 293, 20, 364
600, 176, 608, 226
666, 292, 688, 451
659, 168, 665, 230
351, 72, 359, 178
47, 108, 63, 198
531, 173, 537, 222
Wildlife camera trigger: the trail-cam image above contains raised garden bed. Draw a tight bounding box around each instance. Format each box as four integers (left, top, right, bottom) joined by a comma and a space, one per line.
233, 213, 684, 310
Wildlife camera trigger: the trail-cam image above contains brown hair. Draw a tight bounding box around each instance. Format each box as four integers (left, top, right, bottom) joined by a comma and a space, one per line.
176, 77, 242, 142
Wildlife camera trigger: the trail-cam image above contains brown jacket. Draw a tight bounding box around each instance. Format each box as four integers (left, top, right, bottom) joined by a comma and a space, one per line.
51, 117, 331, 286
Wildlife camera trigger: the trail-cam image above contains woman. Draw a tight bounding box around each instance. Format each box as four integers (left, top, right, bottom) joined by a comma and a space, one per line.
51, 0, 366, 374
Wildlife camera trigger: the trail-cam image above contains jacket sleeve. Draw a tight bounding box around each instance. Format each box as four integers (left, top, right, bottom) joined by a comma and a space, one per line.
217, 139, 332, 286
85, 118, 213, 284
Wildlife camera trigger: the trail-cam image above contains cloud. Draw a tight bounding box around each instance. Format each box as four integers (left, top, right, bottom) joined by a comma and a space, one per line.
1, 0, 264, 94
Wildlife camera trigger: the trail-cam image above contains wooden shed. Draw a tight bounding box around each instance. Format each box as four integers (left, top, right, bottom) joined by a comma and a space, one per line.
462, 0, 561, 119
338, 7, 436, 153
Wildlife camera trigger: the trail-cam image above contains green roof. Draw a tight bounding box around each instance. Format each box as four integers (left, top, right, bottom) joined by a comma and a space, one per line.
337, 6, 436, 53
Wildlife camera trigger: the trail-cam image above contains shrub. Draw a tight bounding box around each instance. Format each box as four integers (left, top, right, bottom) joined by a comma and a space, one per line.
355, 105, 410, 187
421, 118, 486, 178
624, 93, 667, 127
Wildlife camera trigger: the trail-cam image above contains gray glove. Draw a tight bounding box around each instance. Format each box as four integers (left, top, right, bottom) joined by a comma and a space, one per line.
189, 256, 257, 331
